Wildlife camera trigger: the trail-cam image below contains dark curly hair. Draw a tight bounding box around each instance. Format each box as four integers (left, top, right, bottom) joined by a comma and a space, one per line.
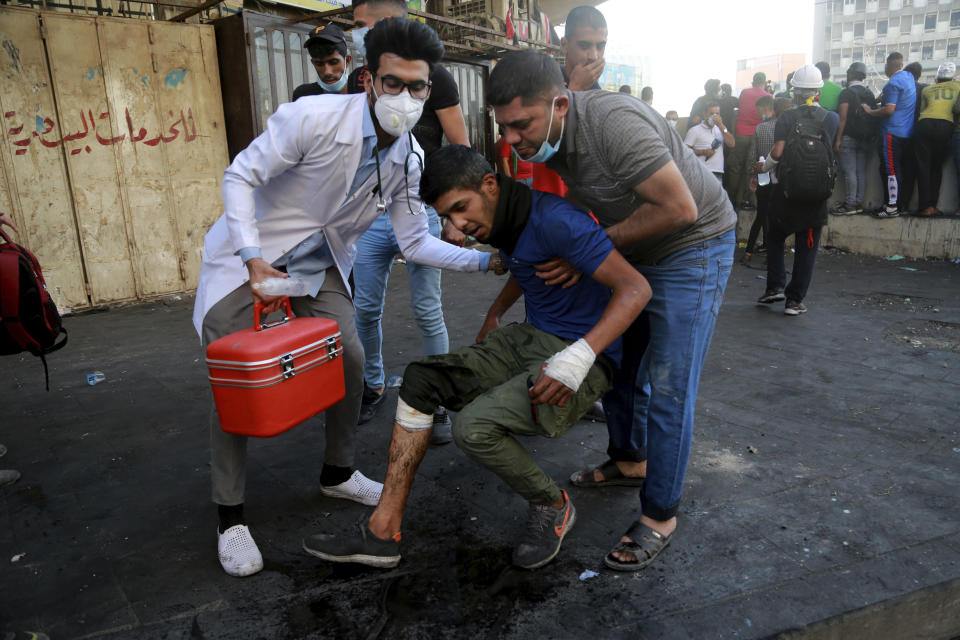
364, 18, 444, 76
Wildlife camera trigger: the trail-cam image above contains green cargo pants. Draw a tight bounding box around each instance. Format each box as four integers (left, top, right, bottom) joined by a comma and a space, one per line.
399, 322, 612, 506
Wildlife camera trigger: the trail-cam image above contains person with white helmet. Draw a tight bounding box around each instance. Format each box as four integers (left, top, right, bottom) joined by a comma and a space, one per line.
913, 62, 959, 217
862, 52, 916, 218
755, 64, 838, 317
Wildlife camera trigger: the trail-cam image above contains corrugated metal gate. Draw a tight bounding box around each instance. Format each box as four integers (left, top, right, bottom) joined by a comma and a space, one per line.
0, 7, 229, 311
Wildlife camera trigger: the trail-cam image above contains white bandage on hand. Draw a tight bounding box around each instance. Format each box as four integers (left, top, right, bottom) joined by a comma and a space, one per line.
543, 338, 596, 392
761, 155, 779, 173
395, 397, 434, 431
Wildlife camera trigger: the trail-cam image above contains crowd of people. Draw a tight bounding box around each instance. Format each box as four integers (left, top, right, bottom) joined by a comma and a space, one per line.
680, 57, 960, 223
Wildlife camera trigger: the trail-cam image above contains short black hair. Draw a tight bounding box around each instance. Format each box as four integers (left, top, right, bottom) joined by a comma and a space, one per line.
564, 6, 606, 37
887, 51, 903, 63
419, 144, 493, 206
815, 61, 830, 78
308, 41, 347, 60
773, 97, 791, 116
702, 99, 720, 115
754, 95, 774, 111
720, 83, 732, 96
487, 49, 564, 106
364, 18, 444, 76
619, 84, 631, 94
904, 61, 922, 80
665, 110, 678, 118
640, 86, 653, 100
352, 0, 407, 12
704, 78, 720, 95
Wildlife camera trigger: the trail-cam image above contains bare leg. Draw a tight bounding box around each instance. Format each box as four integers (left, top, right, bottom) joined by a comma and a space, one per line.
367, 421, 432, 540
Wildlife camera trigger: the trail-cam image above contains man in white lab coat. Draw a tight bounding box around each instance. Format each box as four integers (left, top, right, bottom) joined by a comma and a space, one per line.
193, 18, 503, 577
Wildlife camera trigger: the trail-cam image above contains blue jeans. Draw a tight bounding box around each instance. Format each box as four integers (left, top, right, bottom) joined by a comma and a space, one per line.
837, 135, 868, 207
354, 207, 448, 389
602, 230, 735, 521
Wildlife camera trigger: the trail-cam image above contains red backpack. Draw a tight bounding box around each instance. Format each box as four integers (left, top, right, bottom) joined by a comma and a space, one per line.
0, 225, 68, 390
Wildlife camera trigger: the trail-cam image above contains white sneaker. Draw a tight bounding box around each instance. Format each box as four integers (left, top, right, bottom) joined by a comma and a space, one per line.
217, 524, 263, 577
319, 470, 383, 506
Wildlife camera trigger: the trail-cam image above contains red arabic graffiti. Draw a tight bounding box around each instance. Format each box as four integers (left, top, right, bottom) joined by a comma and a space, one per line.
4, 107, 199, 156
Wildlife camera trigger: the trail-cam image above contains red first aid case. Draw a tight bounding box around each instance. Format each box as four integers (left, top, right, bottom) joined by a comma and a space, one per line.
205, 299, 345, 437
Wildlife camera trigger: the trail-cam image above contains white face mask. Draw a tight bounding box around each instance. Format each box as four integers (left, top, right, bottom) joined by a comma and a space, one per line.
667, 119, 678, 128
372, 85, 425, 137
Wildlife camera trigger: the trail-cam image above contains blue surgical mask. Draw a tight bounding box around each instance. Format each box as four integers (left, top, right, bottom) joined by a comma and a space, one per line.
318, 73, 347, 93
514, 95, 565, 164
760, 113, 768, 121
351, 27, 369, 57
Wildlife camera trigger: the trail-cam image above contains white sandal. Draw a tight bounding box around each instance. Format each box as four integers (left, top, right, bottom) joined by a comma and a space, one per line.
217, 524, 263, 577
319, 470, 383, 506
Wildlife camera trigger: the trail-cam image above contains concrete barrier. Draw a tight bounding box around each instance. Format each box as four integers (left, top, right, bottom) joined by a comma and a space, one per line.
736, 146, 960, 260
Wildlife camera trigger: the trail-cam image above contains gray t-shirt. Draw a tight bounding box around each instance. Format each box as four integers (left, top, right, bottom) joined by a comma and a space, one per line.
546, 91, 737, 265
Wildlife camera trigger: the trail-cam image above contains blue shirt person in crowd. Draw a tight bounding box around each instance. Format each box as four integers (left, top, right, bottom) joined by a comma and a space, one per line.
863, 52, 916, 217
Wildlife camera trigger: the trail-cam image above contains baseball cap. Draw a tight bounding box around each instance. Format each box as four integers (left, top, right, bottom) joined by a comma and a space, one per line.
937, 62, 956, 80
752, 71, 766, 85
305, 23, 347, 51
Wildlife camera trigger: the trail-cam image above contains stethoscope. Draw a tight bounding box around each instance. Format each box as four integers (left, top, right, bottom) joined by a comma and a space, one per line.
372, 131, 424, 216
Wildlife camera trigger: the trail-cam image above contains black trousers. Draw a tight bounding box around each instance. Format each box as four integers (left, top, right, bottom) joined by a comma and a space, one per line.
913, 119, 953, 210
745, 184, 770, 254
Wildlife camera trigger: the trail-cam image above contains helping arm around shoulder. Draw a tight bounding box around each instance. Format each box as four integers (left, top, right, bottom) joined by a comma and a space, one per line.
605, 161, 698, 249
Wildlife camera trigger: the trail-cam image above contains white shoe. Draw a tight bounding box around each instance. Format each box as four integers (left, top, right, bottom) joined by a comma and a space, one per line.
319, 470, 383, 506
217, 524, 263, 577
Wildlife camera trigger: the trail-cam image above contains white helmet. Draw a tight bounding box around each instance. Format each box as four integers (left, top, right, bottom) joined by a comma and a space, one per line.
937, 62, 956, 80
790, 64, 824, 89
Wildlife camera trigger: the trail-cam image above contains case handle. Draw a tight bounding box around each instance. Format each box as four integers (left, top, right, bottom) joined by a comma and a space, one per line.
254, 297, 294, 331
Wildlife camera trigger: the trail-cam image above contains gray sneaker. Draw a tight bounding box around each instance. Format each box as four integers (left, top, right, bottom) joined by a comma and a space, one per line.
757, 288, 786, 304
430, 408, 453, 446
512, 490, 577, 569
784, 300, 808, 316
303, 516, 401, 568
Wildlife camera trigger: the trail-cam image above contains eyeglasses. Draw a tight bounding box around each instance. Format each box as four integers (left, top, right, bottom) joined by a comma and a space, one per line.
374, 73, 432, 100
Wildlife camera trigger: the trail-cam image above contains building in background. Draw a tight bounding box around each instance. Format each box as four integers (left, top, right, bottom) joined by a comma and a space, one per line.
814, 0, 959, 93
598, 52, 652, 101
735, 53, 807, 93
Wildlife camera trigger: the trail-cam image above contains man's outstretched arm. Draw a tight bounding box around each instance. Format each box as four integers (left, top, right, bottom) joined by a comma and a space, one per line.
529, 249, 651, 407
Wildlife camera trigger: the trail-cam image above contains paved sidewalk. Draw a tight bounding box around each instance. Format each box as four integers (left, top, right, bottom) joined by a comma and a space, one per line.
1, 250, 958, 639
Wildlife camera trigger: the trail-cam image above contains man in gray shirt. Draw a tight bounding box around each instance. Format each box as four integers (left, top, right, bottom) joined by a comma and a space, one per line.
489, 50, 736, 571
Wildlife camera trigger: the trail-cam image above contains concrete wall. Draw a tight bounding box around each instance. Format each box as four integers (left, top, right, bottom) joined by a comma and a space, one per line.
736, 146, 960, 260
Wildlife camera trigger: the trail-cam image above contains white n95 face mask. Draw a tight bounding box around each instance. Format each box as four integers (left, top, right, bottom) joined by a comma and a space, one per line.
373, 86, 424, 137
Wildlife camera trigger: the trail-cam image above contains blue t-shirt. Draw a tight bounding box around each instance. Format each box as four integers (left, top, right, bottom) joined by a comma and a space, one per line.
502, 190, 620, 364
880, 70, 916, 138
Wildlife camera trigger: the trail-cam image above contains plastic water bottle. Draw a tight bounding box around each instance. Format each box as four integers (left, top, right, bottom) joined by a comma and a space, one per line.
253, 277, 310, 297
757, 156, 771, 187
86, 371, 105, 386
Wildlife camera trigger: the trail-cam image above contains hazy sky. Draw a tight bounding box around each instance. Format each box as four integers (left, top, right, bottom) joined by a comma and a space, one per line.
596, 0, 816, 114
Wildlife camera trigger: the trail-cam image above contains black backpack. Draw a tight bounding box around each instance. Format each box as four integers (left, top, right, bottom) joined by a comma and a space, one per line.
846, 86, 878, 142
777, 107, 837, 203
0, 226, 68, 390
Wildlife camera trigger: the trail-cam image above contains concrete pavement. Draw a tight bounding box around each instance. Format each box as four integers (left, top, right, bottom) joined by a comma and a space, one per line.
1, 248, 958, 639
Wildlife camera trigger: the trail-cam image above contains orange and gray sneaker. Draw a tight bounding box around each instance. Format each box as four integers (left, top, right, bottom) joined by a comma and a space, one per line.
512, 490, 577, 569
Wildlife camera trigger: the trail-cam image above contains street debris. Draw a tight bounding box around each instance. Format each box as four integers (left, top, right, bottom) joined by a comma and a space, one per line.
747, 446, 759, 454
885, 254, 904, 261
11, 553, 25, 563
579, 569, 600, 582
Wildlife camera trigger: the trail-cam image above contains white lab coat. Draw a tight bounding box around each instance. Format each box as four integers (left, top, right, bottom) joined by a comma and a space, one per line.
193, 93, 484, 337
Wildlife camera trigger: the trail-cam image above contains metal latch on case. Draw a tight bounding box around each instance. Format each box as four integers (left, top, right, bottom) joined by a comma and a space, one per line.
326, 337, 339, 359
280, 354, 296, 379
